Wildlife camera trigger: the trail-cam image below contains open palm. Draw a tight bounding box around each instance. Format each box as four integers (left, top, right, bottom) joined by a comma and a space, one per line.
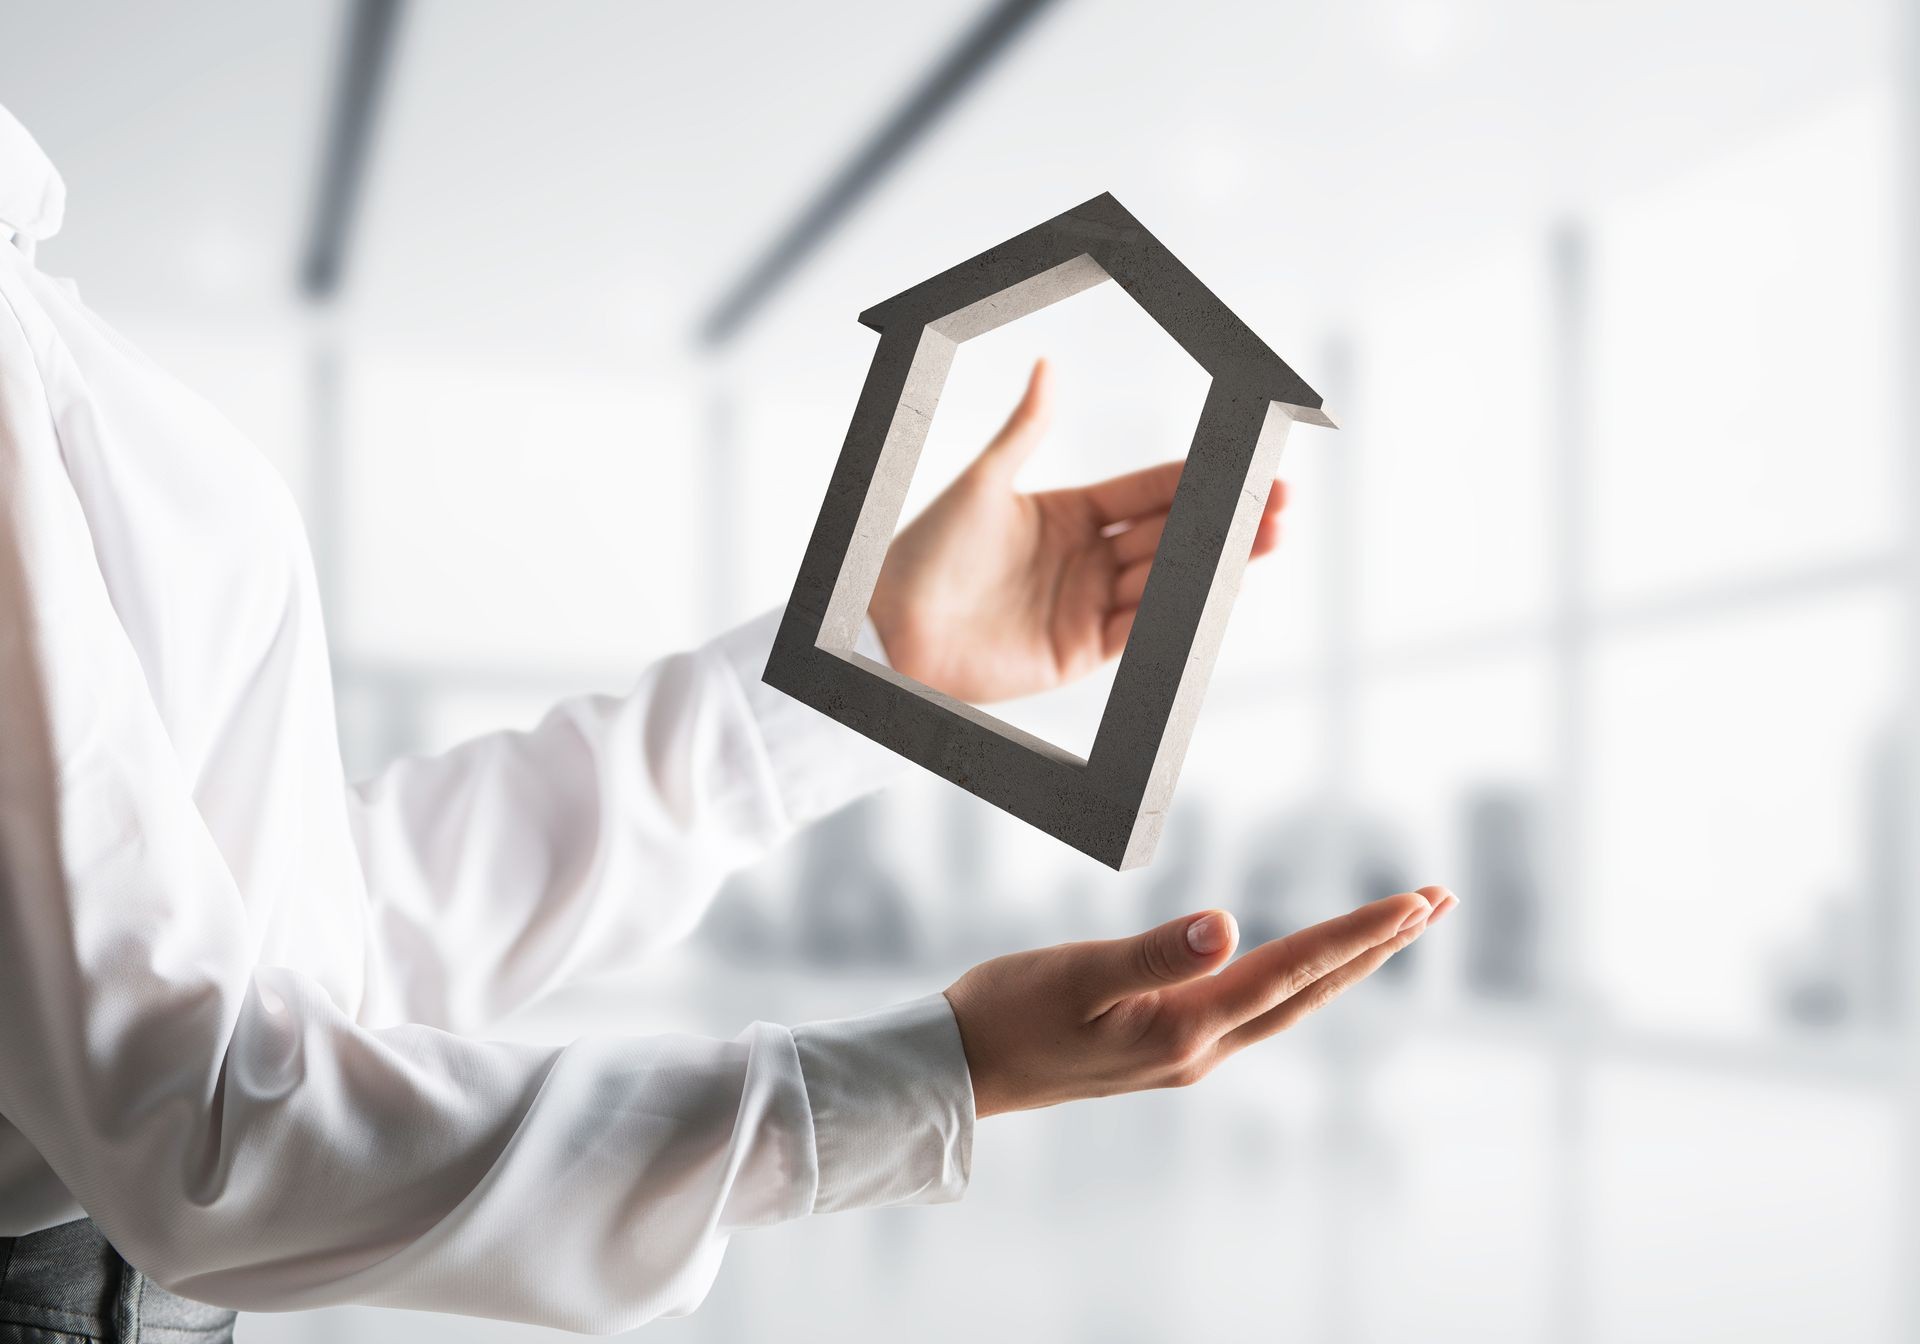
868, 359, 1287, 704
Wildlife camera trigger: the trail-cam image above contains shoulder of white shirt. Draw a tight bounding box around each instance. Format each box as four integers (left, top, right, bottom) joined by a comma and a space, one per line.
0, 103, 65, 249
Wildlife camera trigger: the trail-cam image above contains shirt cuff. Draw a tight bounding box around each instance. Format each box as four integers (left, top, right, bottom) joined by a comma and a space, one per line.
710, 608, 910, 832
791, 993, 975, 1215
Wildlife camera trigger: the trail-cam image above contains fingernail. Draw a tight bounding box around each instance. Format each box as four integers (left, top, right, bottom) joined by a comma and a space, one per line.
1430, 894, 1459, 924
1187, 912, 1231, 956
1396, 899, 1432, 933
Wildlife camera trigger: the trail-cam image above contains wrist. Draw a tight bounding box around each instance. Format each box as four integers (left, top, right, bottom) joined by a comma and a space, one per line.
941, 983, 1011, 1120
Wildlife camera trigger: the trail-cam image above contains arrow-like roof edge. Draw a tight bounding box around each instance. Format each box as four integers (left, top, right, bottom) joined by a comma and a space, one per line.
858, 192, 1330, 418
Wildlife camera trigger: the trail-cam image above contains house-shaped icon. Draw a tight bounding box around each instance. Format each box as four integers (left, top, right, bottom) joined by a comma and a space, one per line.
764, 192, 1334, 870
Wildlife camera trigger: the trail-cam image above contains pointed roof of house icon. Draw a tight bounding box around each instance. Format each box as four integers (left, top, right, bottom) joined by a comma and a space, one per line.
856, 191, 1336, 427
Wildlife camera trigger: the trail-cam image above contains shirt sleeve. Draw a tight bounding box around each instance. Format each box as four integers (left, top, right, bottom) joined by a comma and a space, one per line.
793, 994, 976, 1213
0, 275, 967, 1332
348, 609, 909, 1032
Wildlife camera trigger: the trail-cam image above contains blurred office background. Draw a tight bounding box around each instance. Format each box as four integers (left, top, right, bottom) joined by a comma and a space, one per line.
4, 0, 1917, 1339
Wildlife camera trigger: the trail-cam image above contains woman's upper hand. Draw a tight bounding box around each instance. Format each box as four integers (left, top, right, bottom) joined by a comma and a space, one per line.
943, 886, 1458, 1118
867, 358, 1287, 705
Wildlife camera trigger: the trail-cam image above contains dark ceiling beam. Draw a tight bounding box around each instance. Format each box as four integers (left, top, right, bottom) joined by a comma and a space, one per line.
696, 0, 1066, 349
300, 0, 406, 300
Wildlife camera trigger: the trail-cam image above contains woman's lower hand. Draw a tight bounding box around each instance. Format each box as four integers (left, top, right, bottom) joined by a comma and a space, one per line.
944, 886, 1457, 1118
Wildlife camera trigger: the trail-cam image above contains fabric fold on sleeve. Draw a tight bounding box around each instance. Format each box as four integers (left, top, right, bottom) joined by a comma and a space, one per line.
712, 610, 911, 834
348, 609, 908, 1033
791, 993, 975, 1215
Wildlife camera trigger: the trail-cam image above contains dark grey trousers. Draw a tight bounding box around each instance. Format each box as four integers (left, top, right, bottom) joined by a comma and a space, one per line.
0, 1219, 236, 1344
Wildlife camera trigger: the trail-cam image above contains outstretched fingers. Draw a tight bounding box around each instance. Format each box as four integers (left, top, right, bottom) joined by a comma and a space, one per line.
1101, 477, 1287, 599
1169, 890, 1433, 1038
1113, 558, 1153, 609
1085, 460, 1186, 526
1216, 885, 1456, 1051
1109, 511, 1168, 567
1222, 919, 1412, 1050
1250, 511, 1283, 558
1243, 476, 1289, 558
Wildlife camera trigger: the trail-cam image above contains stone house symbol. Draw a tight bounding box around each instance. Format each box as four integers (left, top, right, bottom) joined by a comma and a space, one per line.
764, 192, 1335, 870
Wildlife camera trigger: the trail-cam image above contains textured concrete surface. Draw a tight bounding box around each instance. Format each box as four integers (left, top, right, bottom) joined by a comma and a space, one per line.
764, 191, 1333, 869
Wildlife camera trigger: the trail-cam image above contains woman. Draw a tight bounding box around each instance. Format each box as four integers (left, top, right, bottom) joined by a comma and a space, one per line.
0, 103, 1453, 1340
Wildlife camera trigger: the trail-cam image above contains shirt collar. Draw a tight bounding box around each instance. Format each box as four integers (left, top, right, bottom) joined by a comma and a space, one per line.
0, 103, 66, 243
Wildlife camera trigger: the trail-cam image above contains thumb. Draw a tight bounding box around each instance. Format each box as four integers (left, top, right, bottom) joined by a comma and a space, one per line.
974, 358, 1052, 480
1089, 909, 1239, 1010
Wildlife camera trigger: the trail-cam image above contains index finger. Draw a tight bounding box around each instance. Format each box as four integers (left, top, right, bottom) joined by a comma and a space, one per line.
1172, 891, 1430, 1034
1085, 460, 1185, 525
1087, 463, 1290, 529
1218, 920, 1418, 1052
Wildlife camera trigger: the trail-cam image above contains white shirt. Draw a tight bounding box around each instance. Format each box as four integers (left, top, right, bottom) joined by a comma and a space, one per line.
0, 105, 972, 1332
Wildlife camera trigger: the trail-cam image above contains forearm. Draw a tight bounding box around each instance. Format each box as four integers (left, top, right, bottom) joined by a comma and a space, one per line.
348, 610, 908, 1032
5, 962, 966, 1328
